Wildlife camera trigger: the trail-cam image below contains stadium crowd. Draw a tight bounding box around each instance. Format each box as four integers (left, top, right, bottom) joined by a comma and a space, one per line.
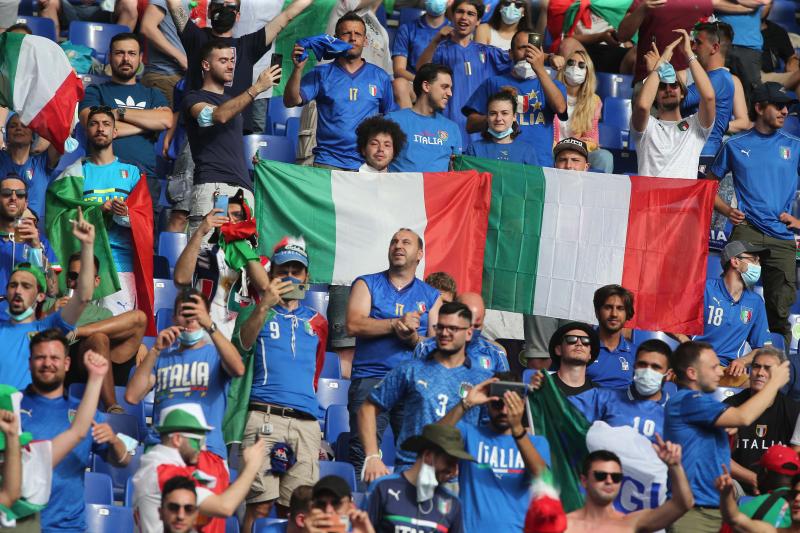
0, 0, 797, 531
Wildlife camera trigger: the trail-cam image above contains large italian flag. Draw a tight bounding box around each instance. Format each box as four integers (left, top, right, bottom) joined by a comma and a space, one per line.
255, 157, 717, 334
0, 32, 83, 153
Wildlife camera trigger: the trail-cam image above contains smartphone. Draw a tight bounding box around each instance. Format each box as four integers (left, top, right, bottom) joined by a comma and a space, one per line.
528, 32, 543, 49
271, 53, 283, 85
489, 381, 528, 399
281, 277, 309, 300
213, 194, 229, 215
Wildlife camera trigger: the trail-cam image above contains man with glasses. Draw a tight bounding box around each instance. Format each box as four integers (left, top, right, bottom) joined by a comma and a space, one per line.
665, 341, 790, 532
673, 241, 772, 381
632, 29, 715, 179
302, 476, 375, 533
565, 446, 694, 532
358, 302, 492, 483
707, 82, 800, 350
159, 476, 201, 533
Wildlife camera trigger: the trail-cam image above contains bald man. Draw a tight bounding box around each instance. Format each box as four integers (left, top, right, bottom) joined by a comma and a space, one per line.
413, 292, 510, 371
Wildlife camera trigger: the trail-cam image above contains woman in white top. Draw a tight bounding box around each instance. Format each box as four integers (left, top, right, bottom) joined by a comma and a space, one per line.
474, 0, 532, 50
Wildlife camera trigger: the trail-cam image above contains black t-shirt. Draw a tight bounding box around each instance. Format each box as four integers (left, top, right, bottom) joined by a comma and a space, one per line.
725, 390, 800, 468
180, 21, 269, 129
761, 20, 795, 73
182, 89, 251, 189
553, 373, 596, 397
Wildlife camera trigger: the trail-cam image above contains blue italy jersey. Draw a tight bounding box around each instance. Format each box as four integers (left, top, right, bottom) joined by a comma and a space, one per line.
366, 473, 464, 533
82, 158, 142, 272
664, 388, 730, 506
391, 16, 450, 74
462, 73, 567, 166
299, 61, 395, 170
569, 386, 669, 442
0, 151, 53, 218
352, 272, 440, 380
432, 40, 510, 144
413, 330, 509, 371
147, 343, 231, 458
248, 304, 327, 417
585, 334, 635, 389
693, 277, 772, 365
709, 129, 800, 240
369, 357, 492, 466
465, 138, 539, 164
0, 311, 74, 389
385, 108, 462, 172
21, 388, 107, 532
457, 421, 550, 532
681, 68, 734, 155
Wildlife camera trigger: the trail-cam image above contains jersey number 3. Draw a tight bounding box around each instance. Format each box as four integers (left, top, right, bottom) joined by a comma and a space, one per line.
435, 394, 449, 417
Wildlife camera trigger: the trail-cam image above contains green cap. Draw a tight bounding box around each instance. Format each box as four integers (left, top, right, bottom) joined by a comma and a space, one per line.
155, 403, 214, 434
0, 385, 32, 451
11, 263, 46, 293
401, 424, 475, 462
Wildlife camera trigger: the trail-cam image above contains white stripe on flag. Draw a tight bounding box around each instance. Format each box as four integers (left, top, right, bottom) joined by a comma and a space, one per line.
330, 171, 427, 285
14, 35, 74, 124
533, 169, 631, 323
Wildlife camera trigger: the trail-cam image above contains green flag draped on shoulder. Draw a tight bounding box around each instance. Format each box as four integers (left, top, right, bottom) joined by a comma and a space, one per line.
528, 372, 591, 512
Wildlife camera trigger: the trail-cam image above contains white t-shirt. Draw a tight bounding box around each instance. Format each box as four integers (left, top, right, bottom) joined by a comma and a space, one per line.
326, 0, 393, 75
632, 113, 712, 179
489, 27, 512, 50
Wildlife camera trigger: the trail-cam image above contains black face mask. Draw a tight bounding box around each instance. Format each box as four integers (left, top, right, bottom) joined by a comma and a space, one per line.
210, 5, 237, 33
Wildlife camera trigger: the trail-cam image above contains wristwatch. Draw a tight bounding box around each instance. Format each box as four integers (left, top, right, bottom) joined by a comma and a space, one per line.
117, 107, 126, 122
204, 322, 217, 335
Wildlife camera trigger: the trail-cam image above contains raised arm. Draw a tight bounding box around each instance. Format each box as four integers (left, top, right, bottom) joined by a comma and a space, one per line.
174, 209, 227, 287
165, 0, 190, 34
140, 4, 188, 70
283, 44, 308, 108
238, 277, 292, 350
633, 436, 694, 531
125, 326, 179, 404
438, 377, 498, 426
200, 438, 268, 516
632, 38, 680, 132
717, 465, 776, 533
416, 26, 453, 70
527, 44, 566, 115
677, 29, 715, 128
0, 411, 21, 508
617, 0, 666, 42
729, 74, 753, 132
61, 208, 94, 325
505, 390, 546, 477
186, 293, 245, 376
264, 0, 312, 45
717, 361, 790, 427
189, 65, 281, 126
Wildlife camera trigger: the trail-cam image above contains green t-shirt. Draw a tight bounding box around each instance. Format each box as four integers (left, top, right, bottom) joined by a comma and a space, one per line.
41, 299, 113, 328
740, 488, 792, 527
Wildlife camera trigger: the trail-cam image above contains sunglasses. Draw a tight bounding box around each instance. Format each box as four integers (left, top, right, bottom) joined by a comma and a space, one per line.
566, 59, 586, 69
0, 188, 26, 198
165, 502, 197, 514
563, 335, 591, 346
592, 471, 623, 483
67, 271, 79, 281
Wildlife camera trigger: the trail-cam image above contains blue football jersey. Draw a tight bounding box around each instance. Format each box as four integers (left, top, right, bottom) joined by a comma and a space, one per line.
366, 473, 464, 533
569, 386, 669, 442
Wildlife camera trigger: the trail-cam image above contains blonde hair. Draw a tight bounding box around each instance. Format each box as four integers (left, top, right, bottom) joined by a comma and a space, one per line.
556, 50, 599, 138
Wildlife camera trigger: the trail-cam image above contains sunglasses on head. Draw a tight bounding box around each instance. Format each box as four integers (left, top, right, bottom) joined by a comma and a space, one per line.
0, 188, 26, 198
563, 335, 591, 346
566, 59, 586, 69
165, 502, 197, 514
592, 471, 623, 483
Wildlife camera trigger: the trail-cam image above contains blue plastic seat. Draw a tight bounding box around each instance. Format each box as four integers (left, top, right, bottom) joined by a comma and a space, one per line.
266, 97, 303, 135
595, 72, 634, 100
285, 116, 300, 141
324, 404, 349, 444
226, 516, 240, 532
156, 307, 173, 332
244, 134, 296, 167
84, 471, 114, 505
17, 0, 37, 16
92, 445, 144, 502
154, 279, 178, 316
124, 476, 134, 507
598, 122, 623, 150
302, 288, 329, 317
68, 384, 146, 439
15, 16, 56, 41
68, 22, 129, 63
316, 378, 350, 412
768, 2, 800, 32
380, 425, 396, 467
319, 461, 357, 492
399, 7, 424, 25
321, 351, 341, 379
158, 232, 188, 271
632, 330, 679, 351
334, 431, 350, 461
602, 97, 633, 130
253, 518, 289, 533
770, 332, 787, 352
85, 504, 135, 533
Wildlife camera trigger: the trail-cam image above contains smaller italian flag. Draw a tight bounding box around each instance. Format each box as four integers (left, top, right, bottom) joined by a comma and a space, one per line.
0, 32, 84, 153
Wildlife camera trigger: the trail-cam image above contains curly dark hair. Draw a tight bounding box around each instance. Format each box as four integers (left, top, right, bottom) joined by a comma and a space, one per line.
356, 116, 407, 160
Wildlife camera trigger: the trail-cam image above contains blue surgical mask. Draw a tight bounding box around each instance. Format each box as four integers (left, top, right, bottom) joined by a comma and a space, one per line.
179, 328, 205, 346
425, 0, 447, 16
487, 125, 514, 139
741, 263, 761, 287
8, 304, 35, 322
500, 4, 523, 24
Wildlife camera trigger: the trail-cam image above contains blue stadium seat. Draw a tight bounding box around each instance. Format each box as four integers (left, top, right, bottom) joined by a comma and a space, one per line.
15, 16, 56, 41
226, 516, 240, 532
105, 412, 142, 443
712, 386, 742, 402
253, 518, 289, 533
85, 504, 135, 533
302, 288, 329, 317
595, 72, 634, 100
783, 115, 800, 137
352, 491, 366, 508
244, 134, 295, 166
124, 476, 134, 507
266, 97, 303, 135
92, 444, 144, 502
632, 330, 679, 350
399, 7, 424, 25
85, 471, 114, 505
598, 123, 624, 150
68, 384, 146, 439
380, 425, 396, 467
321, 351, 341, 379
768, 1, 800, 32
285, 116, 300, 140
602, 97, 633, 130
158, 232, 188, 271
334, 431, 350, 461
156, 307, 172, 331
17, 0, 37, 16
316, 378, 350, 412
324, 404, 349, 443
68, 22, 129, 63
319, 461, 357, 492
80, 74, 112, 88
770, 332, 786, 352
154, 279, 178, 316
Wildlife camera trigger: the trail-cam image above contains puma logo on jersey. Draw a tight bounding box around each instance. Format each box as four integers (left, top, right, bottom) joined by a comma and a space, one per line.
388, 489, 401, 501
416, 380, 428, 388
740, 149, 751, 157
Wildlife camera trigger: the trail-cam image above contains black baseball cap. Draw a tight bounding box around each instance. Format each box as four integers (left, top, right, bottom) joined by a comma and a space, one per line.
312, 476, 352, 500
720, 241, 770, 267
552, 137, 589, 159
751, 82, 798, 106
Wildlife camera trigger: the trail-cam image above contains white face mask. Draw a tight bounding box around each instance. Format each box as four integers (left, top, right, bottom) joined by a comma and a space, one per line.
500, 4, 523, 25
417, 460, 439, 502
513, 60, 536, 80
633, 367, 664, 396
564, 65, 587, 86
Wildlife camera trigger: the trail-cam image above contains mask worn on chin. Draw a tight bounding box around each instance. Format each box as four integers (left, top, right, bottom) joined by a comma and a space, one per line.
564, 65, 587, 86
179, 328, 206, 346
500, 4, 523, 24
417, 460, 439, 502
211, 5, 237, 33
487, 125, 514, 139
741, 263, 761, 287
633, 367, 664, 396
425, 0, 448, 16
9, 304, 35, 322
513, 60, 536, 80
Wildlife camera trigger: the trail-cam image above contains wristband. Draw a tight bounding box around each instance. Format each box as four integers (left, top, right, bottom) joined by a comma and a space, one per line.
461, 397, 473, 411
687, 55, 698, 64
360, 453, 383, 482
512, 428, 527, 440
246, 88, 257, 99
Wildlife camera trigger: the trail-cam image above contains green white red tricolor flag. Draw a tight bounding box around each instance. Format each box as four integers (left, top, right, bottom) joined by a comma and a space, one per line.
255, 156, 717, 334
